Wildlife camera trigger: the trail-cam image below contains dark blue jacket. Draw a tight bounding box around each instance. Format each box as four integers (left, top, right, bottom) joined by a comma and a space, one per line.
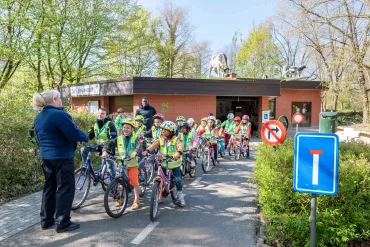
34, 106, 89, 160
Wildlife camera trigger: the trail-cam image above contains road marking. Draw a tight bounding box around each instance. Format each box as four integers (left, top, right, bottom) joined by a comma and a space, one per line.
190, 177, 202, 186
131, 222, 159, 245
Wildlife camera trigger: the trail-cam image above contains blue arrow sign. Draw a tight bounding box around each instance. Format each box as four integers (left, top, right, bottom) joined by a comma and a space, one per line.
293, 133, 339, 196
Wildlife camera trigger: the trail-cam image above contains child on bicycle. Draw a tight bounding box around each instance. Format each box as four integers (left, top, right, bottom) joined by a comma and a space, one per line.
228, 116, 241, 152
196, 117, 207, 133
134, 115, 147, 137
178, 122, 197, 167
175, 116, 186, 136
187, 118, 197, 135
198, 116, 220, 166
235, 115, 251, 157
221, 113, 235, 149
142, 121, 185, 206
108, 119, 142, 210
151, 113, 165, 140
215, 119, 226, 157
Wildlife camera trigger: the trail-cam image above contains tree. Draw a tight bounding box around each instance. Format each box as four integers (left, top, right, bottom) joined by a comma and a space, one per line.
289, 0, 370, 123
0, 0, 33, 90
156, 0, 193, 78
106, 5, 160, 77
224, 31, 243, 74
236, 23, 282, 78
190, 41, 212, 78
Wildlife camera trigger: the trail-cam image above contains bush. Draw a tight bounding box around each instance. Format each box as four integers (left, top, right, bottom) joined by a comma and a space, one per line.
254, 139, 370, 247
0, 88, 95, 204
337, 111, 363, 126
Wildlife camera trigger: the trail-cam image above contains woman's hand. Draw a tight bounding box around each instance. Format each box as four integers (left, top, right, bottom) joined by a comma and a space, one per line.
142, 151, 148, 157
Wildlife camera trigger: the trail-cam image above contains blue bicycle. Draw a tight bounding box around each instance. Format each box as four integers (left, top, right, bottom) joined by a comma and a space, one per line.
104, 156, 147, 218
72, 147, 116, 210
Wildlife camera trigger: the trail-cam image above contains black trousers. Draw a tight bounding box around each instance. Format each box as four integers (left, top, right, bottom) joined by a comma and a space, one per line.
40, 158, 75, 228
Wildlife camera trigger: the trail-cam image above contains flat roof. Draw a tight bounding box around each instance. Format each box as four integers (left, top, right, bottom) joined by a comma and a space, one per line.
60, 77, 321, 98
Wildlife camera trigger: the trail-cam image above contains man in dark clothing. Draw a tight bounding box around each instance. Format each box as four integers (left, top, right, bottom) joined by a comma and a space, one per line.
33, 90, 88, 233
135, 97, 157, 135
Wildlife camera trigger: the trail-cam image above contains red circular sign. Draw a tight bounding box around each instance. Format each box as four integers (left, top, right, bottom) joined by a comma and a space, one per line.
292, 113, 304, 124
261, 120, 287, 146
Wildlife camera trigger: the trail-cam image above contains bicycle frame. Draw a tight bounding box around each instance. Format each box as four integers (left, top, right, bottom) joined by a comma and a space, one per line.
154, 161, 174, 200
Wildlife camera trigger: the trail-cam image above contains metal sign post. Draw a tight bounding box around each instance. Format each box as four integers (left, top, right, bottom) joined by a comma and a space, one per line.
310, 194, 317, 247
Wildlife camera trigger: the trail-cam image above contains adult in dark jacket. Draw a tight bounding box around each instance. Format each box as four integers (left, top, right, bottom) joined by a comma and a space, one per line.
135, 97, 157, 134
33, 90, 88, 233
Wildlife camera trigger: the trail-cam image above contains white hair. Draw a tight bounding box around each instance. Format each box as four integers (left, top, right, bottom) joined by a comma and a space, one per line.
33, 90, 61, 111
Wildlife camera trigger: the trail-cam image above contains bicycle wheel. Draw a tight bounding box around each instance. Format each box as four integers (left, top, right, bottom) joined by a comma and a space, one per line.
201, 148, 211, 173
104, 178, 128, 218
101, 159, 116, 191
150, 181, 160, 221
189, 161, 196, 178
235, 146, 241, 160
228, 144, 234, 156
143, 158, 154, 185
139, 167, 147, 197
180, 161, 186, 177
72, 167, 91, 210
170, 179, 180, 205
196, 146, 202, 159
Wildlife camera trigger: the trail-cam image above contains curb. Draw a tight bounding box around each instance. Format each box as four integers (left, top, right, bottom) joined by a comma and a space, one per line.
337, 127, 370, 138
256, 214, 271, 247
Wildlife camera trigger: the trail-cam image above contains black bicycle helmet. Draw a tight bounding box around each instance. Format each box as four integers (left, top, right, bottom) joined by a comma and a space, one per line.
180, 122, 191, 130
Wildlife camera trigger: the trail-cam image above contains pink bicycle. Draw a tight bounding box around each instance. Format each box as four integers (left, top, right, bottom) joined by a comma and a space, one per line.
149, 155, 181, 221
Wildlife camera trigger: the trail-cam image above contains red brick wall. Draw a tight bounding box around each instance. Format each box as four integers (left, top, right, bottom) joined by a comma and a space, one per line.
133, 94, 216, 124
71, 96, 110, 112
276, 89, 321, 126
258, 96, 269, 133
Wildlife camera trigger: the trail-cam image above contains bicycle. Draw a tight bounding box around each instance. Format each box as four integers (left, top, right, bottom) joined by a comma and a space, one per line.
233, 135, 243, 160
241, 135, 250, 159
72, 146, 116, 210
226, 134, 237, 156
180, 149, 196, 178
104, 156, 147, 218
149, 155, 181, 221
141, 151, 160, 185
196, 136, 207, 159
200, 136, 218, 173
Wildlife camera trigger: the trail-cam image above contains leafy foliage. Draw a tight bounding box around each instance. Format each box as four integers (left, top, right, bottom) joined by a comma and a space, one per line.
254, 139, 370, 247
0, 83, 95, 203
236, 23, 282, 78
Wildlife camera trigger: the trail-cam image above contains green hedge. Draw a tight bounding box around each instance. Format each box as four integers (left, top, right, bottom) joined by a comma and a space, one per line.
0, 89, 95, 203
254, 139, 370, 247
337, 111, 363, 126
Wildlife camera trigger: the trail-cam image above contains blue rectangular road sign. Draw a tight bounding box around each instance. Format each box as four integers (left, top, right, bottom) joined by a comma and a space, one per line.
293, 133, 339, 196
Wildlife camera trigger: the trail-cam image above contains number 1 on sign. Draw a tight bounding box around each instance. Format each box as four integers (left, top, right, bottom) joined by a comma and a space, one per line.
310, 150, 323, 185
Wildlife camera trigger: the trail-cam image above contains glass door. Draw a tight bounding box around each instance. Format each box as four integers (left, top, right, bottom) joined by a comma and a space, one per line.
292, 102, 311, 127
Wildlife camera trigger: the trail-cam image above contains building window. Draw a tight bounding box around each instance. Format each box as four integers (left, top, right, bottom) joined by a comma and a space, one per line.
88, 101, 99, 114
269, 99, 276, 119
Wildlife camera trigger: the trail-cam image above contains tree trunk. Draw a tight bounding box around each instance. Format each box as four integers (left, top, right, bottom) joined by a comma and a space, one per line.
332, 94, 338, 112
358, 69, 370, 124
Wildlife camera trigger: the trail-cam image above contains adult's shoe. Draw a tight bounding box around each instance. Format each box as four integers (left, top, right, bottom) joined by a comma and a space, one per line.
56, 222, 80, 233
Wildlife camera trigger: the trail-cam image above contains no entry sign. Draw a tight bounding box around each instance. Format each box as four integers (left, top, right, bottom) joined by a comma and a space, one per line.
261, 120, 287, 146
293, 113, 304, 124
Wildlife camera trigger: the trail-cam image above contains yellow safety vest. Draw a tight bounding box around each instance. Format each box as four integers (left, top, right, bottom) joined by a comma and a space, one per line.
159, 137, 182, 169
204, 128, 217, 144
94, 121, 111, 144
179, 132, 193, 152
116, 135, 139, 167
135, 125, 146, 137
151, 126, 162, 139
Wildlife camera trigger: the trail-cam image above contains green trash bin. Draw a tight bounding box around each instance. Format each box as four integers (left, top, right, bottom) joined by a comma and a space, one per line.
319, 112, 338, 133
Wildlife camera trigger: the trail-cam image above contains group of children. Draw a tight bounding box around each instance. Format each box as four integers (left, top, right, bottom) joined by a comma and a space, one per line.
88, 108, 252, 211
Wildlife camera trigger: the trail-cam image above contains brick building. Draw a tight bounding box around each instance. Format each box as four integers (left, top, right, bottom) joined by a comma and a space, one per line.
60, 77, 322, 134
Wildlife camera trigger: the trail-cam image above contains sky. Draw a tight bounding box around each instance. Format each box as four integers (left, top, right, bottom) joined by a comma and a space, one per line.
136, 0, 277, 53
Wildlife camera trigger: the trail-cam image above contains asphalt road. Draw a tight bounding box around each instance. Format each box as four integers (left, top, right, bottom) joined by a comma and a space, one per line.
1, 152, 259, 247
